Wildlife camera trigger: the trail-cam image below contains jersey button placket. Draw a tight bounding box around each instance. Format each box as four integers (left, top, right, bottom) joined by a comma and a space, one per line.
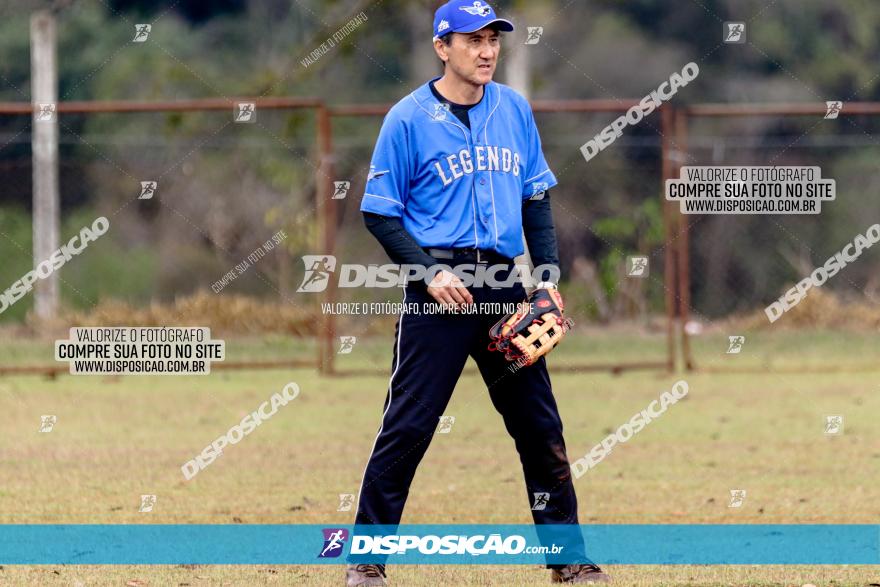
472, 133, 492, 244
478, 175, 491, 227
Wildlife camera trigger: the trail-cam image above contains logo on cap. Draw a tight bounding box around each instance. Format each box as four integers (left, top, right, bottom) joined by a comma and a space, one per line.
434, 0, 513, 40
460, 1, 492, 17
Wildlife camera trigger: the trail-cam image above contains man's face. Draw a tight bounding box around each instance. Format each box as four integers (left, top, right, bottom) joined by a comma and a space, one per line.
436, 27, 501, 86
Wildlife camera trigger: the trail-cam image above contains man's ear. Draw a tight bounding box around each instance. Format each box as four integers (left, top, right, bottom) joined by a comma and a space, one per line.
433, 38, 449, 64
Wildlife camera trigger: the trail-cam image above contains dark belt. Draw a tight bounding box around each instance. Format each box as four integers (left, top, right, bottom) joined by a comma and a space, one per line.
425, 247, 513, 265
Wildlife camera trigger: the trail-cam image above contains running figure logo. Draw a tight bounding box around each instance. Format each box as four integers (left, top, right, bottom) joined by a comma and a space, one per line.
39, 415, 57, 433
235, 102, 256, 123
337, 493, 355, 512
332, 181, 350, 200
824, 101, 843, 119
529, 181, 549, 200
132, 24, 151, 42
437, 415, 455, 434
728, 489, 746, 508
531, 492, 550, 511
297, 255, 337, 293
139, 181, 157, 200
627, 256, 649, 278
338, 336, 357, 355
724, 22, 745, 43
824, 415, 843, 435
318, 528, 349, 558
432, 103, 450, 122
726, 336, 745, 354
35, 103, 56, 122
139, 494, 157, 513
525, 27, 544, 45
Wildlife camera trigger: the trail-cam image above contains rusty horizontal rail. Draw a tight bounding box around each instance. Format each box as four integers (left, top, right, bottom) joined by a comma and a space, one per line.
0, 97, 322, 115
329, 98, 646, 117
3, 98, 879, 118
686, 102, 880, 117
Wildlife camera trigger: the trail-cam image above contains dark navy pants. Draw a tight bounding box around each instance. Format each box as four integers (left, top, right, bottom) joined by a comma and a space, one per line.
352, 269, 587, 567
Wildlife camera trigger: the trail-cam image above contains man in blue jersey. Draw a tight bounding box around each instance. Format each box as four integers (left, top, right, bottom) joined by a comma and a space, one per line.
346, 1, 610, 585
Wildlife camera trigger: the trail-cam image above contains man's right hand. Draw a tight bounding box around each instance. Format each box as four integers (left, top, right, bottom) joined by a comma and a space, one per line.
427, 270, 474, 309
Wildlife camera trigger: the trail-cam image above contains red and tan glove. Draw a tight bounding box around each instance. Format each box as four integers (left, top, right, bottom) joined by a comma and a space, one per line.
488, 286, 573, 367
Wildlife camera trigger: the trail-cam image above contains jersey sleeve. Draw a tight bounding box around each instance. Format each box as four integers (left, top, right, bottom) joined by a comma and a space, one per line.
360, 112, 410, 218
521, 105, 558, 200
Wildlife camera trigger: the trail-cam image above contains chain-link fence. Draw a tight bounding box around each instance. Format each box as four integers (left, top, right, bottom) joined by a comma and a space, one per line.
0, 98, 678, 375
0, 100, 327, 373
675, 104, 880, 372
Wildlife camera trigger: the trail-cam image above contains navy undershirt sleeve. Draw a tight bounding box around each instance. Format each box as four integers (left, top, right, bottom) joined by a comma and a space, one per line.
521, 191, 561, 282
363, 212, 438, 267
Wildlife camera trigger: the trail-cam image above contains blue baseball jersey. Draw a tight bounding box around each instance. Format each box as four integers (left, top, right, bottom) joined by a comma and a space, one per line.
360, 78, 557, 259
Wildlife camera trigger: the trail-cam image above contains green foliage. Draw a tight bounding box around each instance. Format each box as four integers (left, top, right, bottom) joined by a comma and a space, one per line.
59, 209, 159, 308
592, 197, 664, 306
0, 207, 160, 322
0, 207, 34, 322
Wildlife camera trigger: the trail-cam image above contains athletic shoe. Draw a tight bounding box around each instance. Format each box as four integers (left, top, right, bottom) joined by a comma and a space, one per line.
551, 563, 611, 583
345, 563, 387, 586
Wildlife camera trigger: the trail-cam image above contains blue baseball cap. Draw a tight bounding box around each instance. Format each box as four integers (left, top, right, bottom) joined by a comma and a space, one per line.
433, 0, 515, 41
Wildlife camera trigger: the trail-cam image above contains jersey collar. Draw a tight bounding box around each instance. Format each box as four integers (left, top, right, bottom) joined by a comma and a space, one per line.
411, 77, 499, 137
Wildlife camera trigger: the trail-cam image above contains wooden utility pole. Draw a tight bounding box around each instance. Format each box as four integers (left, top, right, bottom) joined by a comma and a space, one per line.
31, 10, 60, 320
504, 10, 536, 285
503, 14, 531, 98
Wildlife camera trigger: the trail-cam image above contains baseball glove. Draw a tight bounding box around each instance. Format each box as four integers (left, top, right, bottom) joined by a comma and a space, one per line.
488, 287, 573, 367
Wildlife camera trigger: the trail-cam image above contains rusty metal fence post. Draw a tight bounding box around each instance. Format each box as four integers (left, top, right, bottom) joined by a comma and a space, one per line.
660, 105, 679, 373
316, 104, 337, 375
674, 107, 694, 371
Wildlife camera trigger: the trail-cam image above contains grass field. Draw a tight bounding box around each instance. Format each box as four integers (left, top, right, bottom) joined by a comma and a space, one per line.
0, 328, 878, 586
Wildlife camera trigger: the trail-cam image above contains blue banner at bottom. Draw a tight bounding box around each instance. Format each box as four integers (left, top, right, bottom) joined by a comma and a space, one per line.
0, 524, 877, 565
